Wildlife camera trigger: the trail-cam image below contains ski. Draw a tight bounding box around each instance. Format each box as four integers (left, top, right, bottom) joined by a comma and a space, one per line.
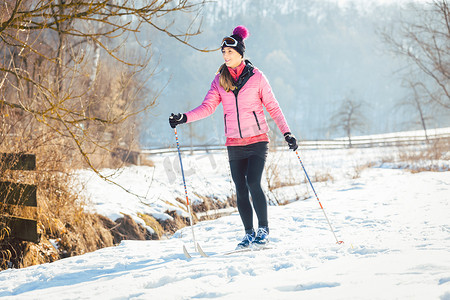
183, 243, 208, 259
183, 242, 272, 259
223, 245, 272, 255
182, 245, 192, 259
197, 243, 208, 257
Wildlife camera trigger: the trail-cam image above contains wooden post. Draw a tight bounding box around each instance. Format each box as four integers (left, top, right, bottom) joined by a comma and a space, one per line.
0, 182, 37, 207
0, 153, 36, 171
0, 216, 38, 243
0, 153, 38, 243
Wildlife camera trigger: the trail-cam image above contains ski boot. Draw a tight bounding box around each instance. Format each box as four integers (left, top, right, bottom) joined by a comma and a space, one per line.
253, 226, 269, 246
236, 230, 255, 250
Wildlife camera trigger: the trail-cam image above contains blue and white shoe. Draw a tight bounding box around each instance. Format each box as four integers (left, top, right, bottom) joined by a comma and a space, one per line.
236, 232, 255, 250
254, 227, 269, 246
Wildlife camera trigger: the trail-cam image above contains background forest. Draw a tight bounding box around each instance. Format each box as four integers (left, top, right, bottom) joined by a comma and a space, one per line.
143, 0, 450, 147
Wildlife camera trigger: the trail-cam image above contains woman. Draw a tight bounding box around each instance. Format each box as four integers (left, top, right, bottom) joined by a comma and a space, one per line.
169, 26, 298, 249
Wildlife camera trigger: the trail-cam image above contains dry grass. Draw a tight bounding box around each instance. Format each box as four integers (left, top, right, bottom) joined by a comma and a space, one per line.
265, 154, 298, 184
352, 162, 376, 179
0, 225, 11, 269
313, 171, 334, 183
192, 193, 231, 212
0, 140, 140, 269
264, 154, 302, 191
138, 213, 164, 239
383, 138, 450, 173
262, 152, 334, 205
139, 156, 155, 167
159, 210, 190, 236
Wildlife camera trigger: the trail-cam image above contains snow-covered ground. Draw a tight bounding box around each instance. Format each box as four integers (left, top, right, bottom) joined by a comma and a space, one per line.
74, 140, 449, 228
0, 140, 449, 299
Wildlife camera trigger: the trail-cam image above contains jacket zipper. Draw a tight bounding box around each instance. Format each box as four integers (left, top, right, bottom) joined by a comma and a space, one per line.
234, 93, 243, 138
252, 111, 261, 130
224, 114, 227, 134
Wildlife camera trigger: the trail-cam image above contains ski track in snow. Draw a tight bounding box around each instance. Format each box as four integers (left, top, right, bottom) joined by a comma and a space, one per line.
0, 150, 449, 299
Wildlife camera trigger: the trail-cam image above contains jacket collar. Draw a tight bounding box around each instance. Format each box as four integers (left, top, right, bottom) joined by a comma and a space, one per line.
234, 60, 255, 93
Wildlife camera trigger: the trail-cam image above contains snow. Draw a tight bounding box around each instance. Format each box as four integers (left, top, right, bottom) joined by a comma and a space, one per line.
75, 144, 437, 226
1, 141, 449, 299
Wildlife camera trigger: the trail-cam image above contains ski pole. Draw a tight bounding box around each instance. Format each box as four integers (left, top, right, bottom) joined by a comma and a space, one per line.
174, 127, 198, 250
173, 128, 207, 258
295, 149, 344, 245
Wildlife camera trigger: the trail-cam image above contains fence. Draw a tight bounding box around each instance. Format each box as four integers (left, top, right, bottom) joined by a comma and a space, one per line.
0, 153, 39, 243
141, 128, 450, 155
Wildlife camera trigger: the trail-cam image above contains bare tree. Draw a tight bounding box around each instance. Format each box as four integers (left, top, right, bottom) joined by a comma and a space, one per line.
1, 0, 215, 268
400, 79, 434, 143
381, 0, 450, 110
330, 96, 367, 147
0, 0, 210, 180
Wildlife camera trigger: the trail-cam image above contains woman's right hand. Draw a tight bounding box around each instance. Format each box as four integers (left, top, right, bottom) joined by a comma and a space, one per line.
169, 113, 187, 128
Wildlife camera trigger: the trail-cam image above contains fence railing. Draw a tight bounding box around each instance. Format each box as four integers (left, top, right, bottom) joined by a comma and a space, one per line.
141, 129, 450, 155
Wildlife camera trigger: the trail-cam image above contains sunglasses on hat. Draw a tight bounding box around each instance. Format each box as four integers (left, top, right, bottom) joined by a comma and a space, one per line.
221, 36, 238, 47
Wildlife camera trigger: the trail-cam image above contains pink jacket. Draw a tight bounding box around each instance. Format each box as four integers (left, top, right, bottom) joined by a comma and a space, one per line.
185, 66, 290, 139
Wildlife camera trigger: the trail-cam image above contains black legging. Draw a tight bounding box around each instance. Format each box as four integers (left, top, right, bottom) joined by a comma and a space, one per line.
229, 155, 268, 232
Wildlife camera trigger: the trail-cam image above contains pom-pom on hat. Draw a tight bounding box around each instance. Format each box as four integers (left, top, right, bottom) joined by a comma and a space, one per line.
232, 26, 250, 41
221, 25, 249, 57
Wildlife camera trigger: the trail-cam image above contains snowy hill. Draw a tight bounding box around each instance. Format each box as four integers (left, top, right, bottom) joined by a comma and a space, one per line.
0, 144, 449, 299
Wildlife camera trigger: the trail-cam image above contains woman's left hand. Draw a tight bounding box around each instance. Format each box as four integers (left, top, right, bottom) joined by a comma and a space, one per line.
284, 132, 298, 151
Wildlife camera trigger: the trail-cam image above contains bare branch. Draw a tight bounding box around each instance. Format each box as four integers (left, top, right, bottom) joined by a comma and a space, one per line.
381, 0, 450, 110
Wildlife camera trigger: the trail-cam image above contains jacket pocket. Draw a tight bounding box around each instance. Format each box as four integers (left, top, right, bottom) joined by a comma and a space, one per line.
224, 114, 228, 133
252, 111, 261, 130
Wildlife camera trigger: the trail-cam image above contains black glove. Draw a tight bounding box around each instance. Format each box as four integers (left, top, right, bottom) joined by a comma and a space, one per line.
169, 113, 187, 128
284, 132, 298, 151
